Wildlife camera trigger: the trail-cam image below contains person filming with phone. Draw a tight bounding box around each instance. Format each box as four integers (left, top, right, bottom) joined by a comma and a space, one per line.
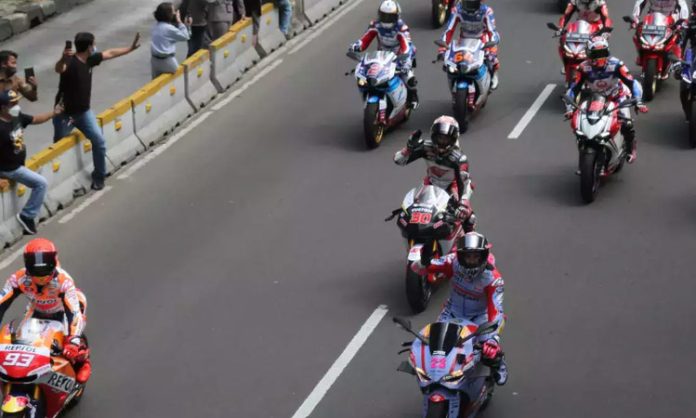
0, 51, 37, 102
151, 2, 192, 79
52, 31, 140, 191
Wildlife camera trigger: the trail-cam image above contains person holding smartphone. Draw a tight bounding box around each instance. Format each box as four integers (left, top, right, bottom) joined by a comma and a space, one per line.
151, 2, 192, 79
0, 50, 38, 102
53, 31, 140, 191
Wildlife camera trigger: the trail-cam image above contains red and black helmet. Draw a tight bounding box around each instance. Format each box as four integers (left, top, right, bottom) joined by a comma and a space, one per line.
23, 238, 58, 278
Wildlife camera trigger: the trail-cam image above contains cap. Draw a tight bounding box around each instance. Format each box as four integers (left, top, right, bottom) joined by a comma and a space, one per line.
0, 89, 21, 106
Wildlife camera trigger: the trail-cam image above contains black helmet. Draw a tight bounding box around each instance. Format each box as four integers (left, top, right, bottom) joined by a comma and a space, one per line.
430, 115, 459, 157
456, 232, 489, 277
462, 0, 481, 12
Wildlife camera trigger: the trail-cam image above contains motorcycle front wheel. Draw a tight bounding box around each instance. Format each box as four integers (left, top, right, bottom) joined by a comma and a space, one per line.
453, 89, 469, 133
643, 58, 658, 101
425, 400, 448, 418
405, 261, 432, 314
579, 148, 601, 203
363, 102, 384, 149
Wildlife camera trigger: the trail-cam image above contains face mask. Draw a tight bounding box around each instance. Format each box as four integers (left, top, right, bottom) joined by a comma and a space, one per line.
3, 67, 16, 77
9, 105, 20, 117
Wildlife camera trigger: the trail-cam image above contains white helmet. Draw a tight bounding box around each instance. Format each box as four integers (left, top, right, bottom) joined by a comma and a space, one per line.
378, 0, 401, 28
576, 0, 602, 9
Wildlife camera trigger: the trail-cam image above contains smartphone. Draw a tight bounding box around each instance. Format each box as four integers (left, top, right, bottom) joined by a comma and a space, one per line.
24, 67, 34, 80
65, 40, 72, 50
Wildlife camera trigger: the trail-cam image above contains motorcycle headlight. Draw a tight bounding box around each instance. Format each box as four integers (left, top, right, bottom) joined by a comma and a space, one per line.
415, 367, 431, 382
442, 369, 464, 383
598, 132, 611, 140
447, 64, 457, 74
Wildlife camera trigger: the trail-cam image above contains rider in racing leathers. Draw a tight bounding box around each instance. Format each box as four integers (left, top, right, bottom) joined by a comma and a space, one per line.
350, 0, 419, 108
440, 0, 501, 90
557, 0, 613, 72
413, 232, 508, 385
632, 0, 689, 65
566, 36, 648, 164
394, 115, 476, 232
0, 238, 91, 384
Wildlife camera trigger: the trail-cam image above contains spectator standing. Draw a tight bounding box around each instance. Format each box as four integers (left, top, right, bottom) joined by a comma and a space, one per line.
53, 32, 140, 191
0, 90, 61, 235
151, 2, 192, 79
180, 0, 210, 57
244, 0, 262, 42
266, 0, 293, 36
0, 51, 38, 102
207, 0, 238, 41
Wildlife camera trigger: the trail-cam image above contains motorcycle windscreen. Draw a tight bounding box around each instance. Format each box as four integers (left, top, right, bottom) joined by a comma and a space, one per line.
427, 322, 464, 355
12, 318, 63, 345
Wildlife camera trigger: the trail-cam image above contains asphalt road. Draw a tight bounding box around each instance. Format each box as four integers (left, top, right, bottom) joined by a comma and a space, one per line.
0, 0, 695, 417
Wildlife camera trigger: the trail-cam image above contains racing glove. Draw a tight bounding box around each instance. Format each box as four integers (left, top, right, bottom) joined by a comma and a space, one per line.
63, 336, 82, 362
407, 129, 423, 150
436, 47, 446, 61
454, 199, 472, 220
636, 102, 649, 113
350, 42, 362, 53
482, 338, 502, 360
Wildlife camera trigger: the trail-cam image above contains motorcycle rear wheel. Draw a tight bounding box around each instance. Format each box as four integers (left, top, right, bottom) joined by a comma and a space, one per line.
689, 100, 696, 148
580, 149, 601, 203
643, 59, 658, 101
431, 0, 447, 28
363, 102, 384, 149
453, 89, 469, 133
405, 261, 432, 314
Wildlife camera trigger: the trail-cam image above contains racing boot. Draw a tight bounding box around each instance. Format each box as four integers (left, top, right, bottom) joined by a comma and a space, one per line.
75, 358, 92, 384
491, 71, 499, 91
493, 357, 508, 386
622, 122, 637, 163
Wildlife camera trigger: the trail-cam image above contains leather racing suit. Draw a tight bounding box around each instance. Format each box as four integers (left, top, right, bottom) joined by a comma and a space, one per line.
632, 0, 689, 61
413, 253, 507, 382
441, 2, 500, 79
0, 267, 91, 382
567, 57, 644, 156
558, 0, 613, 63
353, 19, 419, 105
394, 138, 476, 232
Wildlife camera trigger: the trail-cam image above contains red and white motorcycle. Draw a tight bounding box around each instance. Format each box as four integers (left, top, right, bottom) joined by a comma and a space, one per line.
564, 93, 638, 203
624, 13, 682, 101
547, 21, 612, 87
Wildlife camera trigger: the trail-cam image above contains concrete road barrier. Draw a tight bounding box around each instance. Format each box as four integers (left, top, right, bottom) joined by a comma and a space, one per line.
209, 30, 243, 92
258, 4, 287, 56
132, 67, 194, 146
97, 98, 145, 168
304, 0, 344, 24
183, 50, 218, 111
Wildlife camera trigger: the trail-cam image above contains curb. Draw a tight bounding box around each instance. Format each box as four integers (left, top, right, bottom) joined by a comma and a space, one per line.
0, 0, 93, 43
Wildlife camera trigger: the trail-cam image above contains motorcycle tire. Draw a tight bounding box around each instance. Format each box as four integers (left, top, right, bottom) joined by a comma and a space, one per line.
363, 102, 384, 149
405, 261, 432, 314
579, 148, 601, 203
689, 100, 696, 149
453, 89, 469, 133
67, 384, 86, 409
425, 400, 449, 418
479, 378, 496, 411
431, 0, 447, 28
0, 413, 27, 418
643, 59, 658, 102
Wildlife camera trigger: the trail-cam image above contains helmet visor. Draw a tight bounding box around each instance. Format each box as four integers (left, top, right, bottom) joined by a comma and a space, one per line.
379, 11, 398, 24
460, 250, 486, 268
432, 132, 454, 154
588, 47, 609, 61
463, 0, 480, 11
26, 264, 55, 277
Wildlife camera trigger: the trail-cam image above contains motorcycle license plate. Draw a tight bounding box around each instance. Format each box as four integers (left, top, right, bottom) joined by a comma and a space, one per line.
642, 25, 665, 36
566, 33, 589, 42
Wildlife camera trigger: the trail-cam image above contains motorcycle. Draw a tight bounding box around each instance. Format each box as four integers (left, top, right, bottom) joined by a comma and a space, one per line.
546, 21, 612, 87
674, 49, 696, 148
385, 184, 462, 313
564, 93, 638, 203
432, 0, 455, 28
0, 318, 85, 418
623, 13, 682, 101
346, 50, 413, 149
434, 38, 496, 132
393, 316, 500, 418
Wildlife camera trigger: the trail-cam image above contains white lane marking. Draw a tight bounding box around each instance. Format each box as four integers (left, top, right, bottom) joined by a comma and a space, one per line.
211, 59, 284, 111
58, 186, 113, 224
291, 305, 389, 418
0, 246, 26, 271
507, 83, 557, 139
117, 112, 213, 180
288, 0, 369, 55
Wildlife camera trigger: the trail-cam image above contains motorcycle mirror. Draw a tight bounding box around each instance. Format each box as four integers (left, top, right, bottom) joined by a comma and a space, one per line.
622, 15, 634, 23
597, 26, 613, 35
546, 22, 560, 31
474, 321, 499, 336
393, 316, 412, 331
434, 39, 447, 48
397, 360, 417, 375
346, 51, 361, 61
